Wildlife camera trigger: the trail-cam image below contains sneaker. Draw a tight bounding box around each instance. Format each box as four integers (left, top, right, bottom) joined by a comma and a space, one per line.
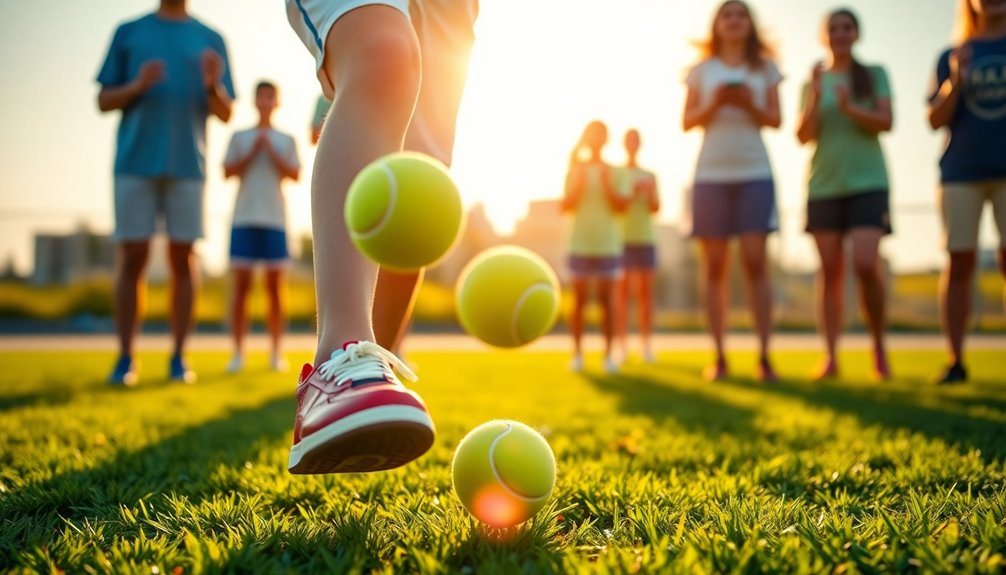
933, 362, 968, 385
703, 357, 729, 383
270, 353, 289, 373
812, 358, 839, 382
643, 348, 656, 364
227, 354, 244, 374
169, 354, 196, 384
288, 340, 435, 475
757, 356, 778, 383
108, 355, 138, 386
604, 356, 619, 375
570, 355, 584, 373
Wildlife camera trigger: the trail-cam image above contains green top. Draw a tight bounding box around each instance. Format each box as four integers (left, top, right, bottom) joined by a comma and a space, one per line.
806, 65, 891, 199
312, 95, 332, 129
568, 164, 623, 257
617, 166, 658, 245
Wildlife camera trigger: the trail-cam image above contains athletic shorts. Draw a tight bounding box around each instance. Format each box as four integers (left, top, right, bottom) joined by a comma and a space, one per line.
690, 179, 777, 238
287, 0, 478, 165
113, 176, 204, 242
806, 189, 892, 235
623, 244, 656, 270
940, 179, 1006, 252
568, 255, 623, 280
230, 226, 290, 269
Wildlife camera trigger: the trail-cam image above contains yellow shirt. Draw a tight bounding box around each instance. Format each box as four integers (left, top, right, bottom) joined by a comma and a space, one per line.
568, 164, 623, 257
618, 166, 658, 246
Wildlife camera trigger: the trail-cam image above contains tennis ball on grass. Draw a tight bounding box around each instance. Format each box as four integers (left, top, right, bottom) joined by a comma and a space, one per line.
344, 152, 463, 271
455, 246, 560, 348
452, 420, 556, 528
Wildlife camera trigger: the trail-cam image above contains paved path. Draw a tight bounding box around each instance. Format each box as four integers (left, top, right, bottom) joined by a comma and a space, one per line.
0, 332, 1002, 352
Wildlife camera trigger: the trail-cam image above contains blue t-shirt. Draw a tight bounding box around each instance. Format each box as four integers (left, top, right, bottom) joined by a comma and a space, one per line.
96, 14, 236, 180
932, 36, 1006, 183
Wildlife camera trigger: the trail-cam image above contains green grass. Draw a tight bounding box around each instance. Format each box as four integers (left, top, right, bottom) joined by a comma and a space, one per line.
1, 349, 1005, 574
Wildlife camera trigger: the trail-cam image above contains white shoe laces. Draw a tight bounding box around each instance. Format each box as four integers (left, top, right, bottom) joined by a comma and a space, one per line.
315, 341, 417, 388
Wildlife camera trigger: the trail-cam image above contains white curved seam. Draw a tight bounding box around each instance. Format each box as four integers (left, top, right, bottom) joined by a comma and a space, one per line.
510, 283, 554, 345
487, 423, 549, 502
352, 162, 397, 240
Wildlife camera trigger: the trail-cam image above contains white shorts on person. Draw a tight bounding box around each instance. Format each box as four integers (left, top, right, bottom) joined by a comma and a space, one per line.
940, 180, 1006, 252
285, 0, 478, 166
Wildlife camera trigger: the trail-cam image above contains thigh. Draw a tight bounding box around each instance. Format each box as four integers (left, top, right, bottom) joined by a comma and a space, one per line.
735, 179, 778, 235
404, 0, 479, 165
691, 182, 733, 239
846, 190, 892, 235
163, 179, 204, 243
989, 180, 1006, 249
940, 182, 986, 253
261, 228, 292, 269
849, 227, 884, 268
812, 231, 845, 272
113, 176, 158, 241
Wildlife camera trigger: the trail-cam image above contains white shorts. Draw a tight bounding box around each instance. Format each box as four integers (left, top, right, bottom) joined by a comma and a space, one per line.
286, 0, 478, 165
113, 176, 204, 243
940, 179, 1006, 252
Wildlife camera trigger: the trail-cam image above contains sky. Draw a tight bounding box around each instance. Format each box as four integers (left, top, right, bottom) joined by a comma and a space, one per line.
0, 0, 989, 276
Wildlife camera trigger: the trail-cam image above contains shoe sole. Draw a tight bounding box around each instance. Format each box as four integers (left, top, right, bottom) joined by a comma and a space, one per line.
288, 404, 435, 474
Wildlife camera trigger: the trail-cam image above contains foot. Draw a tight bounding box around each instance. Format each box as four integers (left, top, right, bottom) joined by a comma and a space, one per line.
270, 353, 289, 373
288, 341, 435, 475
604, 356, 619, 375
873, 349, 891, 382
169, 354, 196, 384
108, 355, 138, 386
227, 354, 244, 374
813, 358, 839, 382
570, 355, 584, 373
757, 356, 778, 383
703, 357, 729, 383
933, 361, 968, 385
643, 347, 656, 364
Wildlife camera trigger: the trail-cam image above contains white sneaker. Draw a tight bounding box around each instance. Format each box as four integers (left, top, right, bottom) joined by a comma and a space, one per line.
271, 353, 289, 373
570, 355, 584, 373
227, 354, 244, 374
604, 356, 619, 375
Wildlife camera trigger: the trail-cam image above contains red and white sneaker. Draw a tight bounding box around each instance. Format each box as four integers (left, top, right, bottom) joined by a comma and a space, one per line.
288, 341, 435, 474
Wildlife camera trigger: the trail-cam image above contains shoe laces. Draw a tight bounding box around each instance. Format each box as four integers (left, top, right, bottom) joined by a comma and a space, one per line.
316, 341, 417, 388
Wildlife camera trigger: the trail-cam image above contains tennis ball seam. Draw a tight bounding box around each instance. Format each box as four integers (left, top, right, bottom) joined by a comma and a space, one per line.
350, 162, 398, 240
487, 423, 551, 502
510, 282, 556, 346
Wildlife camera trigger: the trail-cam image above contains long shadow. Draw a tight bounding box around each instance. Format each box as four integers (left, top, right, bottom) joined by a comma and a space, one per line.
719, 375, 1006, 461
0, 394, 296, 564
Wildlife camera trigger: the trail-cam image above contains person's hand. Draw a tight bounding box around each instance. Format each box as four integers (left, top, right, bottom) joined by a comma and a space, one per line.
810, 62, 824, 96
201, 48, 224, 90
949, 43, 972, 88
134, 60, 166, 91
835, 83, 851, 114
712, 84, 732, 107
732, 84, 754, 110
635, 176, 655, 197
254, 129, 271, 152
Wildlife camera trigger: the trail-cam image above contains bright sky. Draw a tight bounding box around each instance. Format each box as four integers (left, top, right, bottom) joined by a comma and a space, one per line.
0, 0, 989, 276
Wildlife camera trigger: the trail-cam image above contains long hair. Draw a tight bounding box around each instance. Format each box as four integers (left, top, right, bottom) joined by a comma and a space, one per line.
569, 120, 607, 168
954, 0, 980, 43
828, 8, 874, 101
697, 0, 775, 69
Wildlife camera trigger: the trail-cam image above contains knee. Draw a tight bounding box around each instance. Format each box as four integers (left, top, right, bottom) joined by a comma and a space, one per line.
120, 246, 149, 277
342, 31, 420, 112
741, 257, 766, 282
948, 253, 976, 281
852, 255, 878, 281
168, 245, 194, 277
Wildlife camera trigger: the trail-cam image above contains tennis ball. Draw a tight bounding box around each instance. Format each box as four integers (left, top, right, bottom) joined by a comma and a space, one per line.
455, 246, 560, 348
452, 420, 556, 528
345, 152, 463, 272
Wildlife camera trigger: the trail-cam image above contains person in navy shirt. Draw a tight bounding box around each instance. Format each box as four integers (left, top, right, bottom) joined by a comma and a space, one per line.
97, 0, 235, 386
928, 0, 1006, 384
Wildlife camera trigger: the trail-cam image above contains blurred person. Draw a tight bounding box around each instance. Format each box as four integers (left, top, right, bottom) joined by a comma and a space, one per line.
929, 0, 1006, 384
616, 129, 660, 364
283, 0, 478, 474
223, 81, 301, 374
310, 94, 331, 145
96, 0, 235, 385
796, 8, 893, 382
682, 0, 782, 383
562, 120, 629, 374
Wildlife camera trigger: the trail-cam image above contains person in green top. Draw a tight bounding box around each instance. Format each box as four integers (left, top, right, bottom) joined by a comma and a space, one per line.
562, 120, 630, 374
616, 129, 660, 364
796, 8, 893, 382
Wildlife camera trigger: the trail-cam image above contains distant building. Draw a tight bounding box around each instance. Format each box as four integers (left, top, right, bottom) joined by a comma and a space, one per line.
32, 224, 115, 285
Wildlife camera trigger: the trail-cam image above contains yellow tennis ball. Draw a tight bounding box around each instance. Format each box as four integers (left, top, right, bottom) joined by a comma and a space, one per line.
345, 152, 464, 272
455, 246, 560, 348
452, 420, 556, 529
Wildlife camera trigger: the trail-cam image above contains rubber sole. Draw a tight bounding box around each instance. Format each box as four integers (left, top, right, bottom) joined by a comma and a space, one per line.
288, 404, 435, 474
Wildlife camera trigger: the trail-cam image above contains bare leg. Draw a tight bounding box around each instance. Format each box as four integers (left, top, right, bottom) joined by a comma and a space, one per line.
940, 250, 977, 366
570, 278, 589, 361
312, 7, 421, 365
739, 233, 773, 378
637, 269, 654, 359
373, 268, 423, 354
617, 272, 631, 358
168, 242, 198, 358
265, 268, 285, 358
699, 238, 729, 378
598, 277, 617, 360
115, 241, 150, 358
850, 228, 888, 380
812, 232, 844, 379
230, 268, 253, 358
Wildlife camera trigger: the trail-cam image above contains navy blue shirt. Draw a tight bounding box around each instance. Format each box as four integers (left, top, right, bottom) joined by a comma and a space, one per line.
97, 14, 236, 180
932, 36, 1006, 183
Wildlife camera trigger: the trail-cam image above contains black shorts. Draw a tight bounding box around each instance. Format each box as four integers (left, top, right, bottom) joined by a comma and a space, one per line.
806, 190, 892, 234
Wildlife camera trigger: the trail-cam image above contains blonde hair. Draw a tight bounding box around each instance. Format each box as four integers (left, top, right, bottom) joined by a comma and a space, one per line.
695, 0, 775, 69
954, 0, 979, 42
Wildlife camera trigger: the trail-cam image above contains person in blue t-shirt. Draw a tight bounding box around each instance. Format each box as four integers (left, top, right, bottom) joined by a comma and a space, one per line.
96, 0, 235, 386
928, 0, 1006, 385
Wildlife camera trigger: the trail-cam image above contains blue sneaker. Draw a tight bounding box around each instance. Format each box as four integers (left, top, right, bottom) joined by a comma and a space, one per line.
169, 354, 196, 384
109, 355, 138, 386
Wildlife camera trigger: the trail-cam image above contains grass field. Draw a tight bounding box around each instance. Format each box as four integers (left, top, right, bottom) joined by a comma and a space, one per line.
1, 348, 1005, 573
